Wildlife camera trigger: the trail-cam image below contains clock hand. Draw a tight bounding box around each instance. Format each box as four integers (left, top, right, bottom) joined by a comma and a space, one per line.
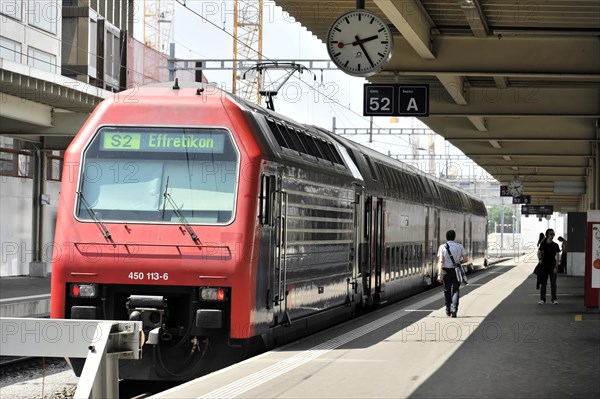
351, 35, 378, 46
335, 35, 379, 48
354, 35, 375, 68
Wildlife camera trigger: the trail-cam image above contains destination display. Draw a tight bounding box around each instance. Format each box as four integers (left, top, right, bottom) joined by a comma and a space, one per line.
100, 130, 226, 153
521, 205, 553, 215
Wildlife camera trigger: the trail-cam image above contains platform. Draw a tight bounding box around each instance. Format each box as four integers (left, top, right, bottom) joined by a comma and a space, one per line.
153, 256, 600, 399
0, 276, 51, 317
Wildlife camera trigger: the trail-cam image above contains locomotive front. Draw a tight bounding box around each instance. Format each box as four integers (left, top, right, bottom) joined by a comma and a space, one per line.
50, 86, 264, 380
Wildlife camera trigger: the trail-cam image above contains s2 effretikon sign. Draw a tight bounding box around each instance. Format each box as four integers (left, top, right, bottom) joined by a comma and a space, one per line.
363, 84, 429, 117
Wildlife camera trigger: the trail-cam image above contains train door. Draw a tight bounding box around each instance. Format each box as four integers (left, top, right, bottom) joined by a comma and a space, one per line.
468, 216, 473, 266
434, 208, 441, 281
272, 175, 289, 325
257, 172, 274, 320
463, 216, 471, 266
425, 207, 433, 285
374, 198, 385, 302
362, 196, 374, 305
350, 187, 364, 304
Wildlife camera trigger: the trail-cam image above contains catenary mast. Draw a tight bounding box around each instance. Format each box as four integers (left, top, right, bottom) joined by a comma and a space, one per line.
233, 0, 263, 103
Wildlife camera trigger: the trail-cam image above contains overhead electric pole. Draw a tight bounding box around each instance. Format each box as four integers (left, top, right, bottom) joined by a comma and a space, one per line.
233, 0, 263, 103
144, 0, 175, 55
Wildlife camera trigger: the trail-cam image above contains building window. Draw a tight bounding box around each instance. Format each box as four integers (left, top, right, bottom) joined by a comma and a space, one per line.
104, 28, 121, 86
0, 138, 33, 178
0, 36, 22, 63
27, 0, 58, 34
89, 19, 97, 73
28, 46, 57, 73
0, 0, 22, 20
46, 150, 63, 181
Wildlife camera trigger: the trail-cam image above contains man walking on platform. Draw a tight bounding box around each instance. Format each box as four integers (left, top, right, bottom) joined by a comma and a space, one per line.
537, 229, 561, 304
437, 230, 468, 318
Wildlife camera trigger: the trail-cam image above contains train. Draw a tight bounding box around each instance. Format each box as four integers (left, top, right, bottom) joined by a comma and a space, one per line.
50, 81, 487, 381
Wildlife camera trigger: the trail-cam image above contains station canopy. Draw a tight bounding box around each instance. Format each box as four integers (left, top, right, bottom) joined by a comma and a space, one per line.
274, 0, 600, 212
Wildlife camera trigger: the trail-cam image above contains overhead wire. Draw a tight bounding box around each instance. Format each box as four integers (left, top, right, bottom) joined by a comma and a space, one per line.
173, 0, 414, 147
1, 2, 415, 150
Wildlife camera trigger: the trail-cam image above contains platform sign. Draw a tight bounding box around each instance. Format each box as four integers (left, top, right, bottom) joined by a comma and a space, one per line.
363, 84, 429, 117
500, 185, 512, 197
513, 195, 531, 204
363, 85, 395, 116
398, 85, 428, 116
521, 205, 553, 215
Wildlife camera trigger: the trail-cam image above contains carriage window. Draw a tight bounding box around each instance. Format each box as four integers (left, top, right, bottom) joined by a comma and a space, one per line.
394, 246, 398, 280
386, 246, 392, 282
77, 127, 239, 224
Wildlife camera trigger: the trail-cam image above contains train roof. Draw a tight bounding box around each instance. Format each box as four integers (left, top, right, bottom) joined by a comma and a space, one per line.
132, 82, 486, 216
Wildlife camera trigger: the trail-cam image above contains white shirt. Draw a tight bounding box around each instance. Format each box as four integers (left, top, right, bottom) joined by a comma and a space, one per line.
437, 240, 466, 268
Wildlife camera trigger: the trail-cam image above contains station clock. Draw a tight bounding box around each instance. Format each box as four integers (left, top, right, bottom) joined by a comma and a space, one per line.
508, 179, 524, 197
326, 10, 393, 77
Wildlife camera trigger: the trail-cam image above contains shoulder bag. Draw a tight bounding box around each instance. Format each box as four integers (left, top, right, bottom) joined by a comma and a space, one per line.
446, 243, 468, 285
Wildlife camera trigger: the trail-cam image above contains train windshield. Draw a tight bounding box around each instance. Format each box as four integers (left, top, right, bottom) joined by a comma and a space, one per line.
76, 127, 239, 224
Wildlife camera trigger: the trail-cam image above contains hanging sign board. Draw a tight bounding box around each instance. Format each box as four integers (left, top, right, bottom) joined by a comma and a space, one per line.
363, 84, 429, 117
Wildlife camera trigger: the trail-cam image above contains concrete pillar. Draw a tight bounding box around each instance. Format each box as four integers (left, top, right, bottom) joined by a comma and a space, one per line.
29, 141, 47, 277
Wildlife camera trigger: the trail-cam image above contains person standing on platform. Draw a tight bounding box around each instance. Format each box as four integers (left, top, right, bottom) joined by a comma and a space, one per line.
537, 229, 561, 305
535, 232, 545, 289
537, 232, 545, 247
437, 230, 468, 318
557, 236, 567, 274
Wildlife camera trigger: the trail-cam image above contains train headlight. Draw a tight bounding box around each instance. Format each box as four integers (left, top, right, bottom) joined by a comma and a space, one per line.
200, 287, 226, 301
70, 283, 98, 298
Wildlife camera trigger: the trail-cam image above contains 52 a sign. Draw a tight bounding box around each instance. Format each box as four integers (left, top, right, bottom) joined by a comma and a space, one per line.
363, 84, 429, 117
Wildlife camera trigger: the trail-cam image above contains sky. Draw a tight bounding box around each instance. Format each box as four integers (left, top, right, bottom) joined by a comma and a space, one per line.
132, 0, 493, 182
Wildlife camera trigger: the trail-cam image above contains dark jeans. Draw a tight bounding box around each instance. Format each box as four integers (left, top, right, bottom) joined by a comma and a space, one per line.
540, 269, 557, 302
442, 268, 460, 313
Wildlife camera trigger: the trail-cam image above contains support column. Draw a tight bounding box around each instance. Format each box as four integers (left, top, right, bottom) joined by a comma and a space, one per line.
594, 140, 599, 210
29, 140, 47, 277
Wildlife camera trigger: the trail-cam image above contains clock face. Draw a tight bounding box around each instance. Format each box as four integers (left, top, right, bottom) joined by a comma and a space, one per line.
508, 180, 524, 196
326, 10, 393, 77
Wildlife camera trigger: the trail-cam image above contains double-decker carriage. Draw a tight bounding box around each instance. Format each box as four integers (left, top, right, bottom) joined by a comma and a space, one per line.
51, 82, 486, 380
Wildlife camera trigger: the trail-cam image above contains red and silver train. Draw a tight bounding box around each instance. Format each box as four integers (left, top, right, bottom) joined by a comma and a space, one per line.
51, 82, 487, 380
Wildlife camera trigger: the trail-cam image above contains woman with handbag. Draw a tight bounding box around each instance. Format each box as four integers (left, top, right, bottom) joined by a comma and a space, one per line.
534, 232, 544, 289
557, 236, 567, 274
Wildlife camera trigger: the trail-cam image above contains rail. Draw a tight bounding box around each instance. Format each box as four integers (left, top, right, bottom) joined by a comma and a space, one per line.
0, 318, 143, 399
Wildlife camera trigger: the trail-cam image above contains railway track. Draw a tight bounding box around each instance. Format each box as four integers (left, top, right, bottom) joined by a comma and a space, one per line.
0, 356, 181, 398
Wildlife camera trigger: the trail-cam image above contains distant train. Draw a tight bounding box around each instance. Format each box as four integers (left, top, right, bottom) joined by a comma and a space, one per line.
50, 82, 487, 381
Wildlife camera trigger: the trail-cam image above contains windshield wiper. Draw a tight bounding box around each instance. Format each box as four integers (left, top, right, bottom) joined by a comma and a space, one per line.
77, 192, 112, 239
162, 189, 200, 244
161, 176, 170, 221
